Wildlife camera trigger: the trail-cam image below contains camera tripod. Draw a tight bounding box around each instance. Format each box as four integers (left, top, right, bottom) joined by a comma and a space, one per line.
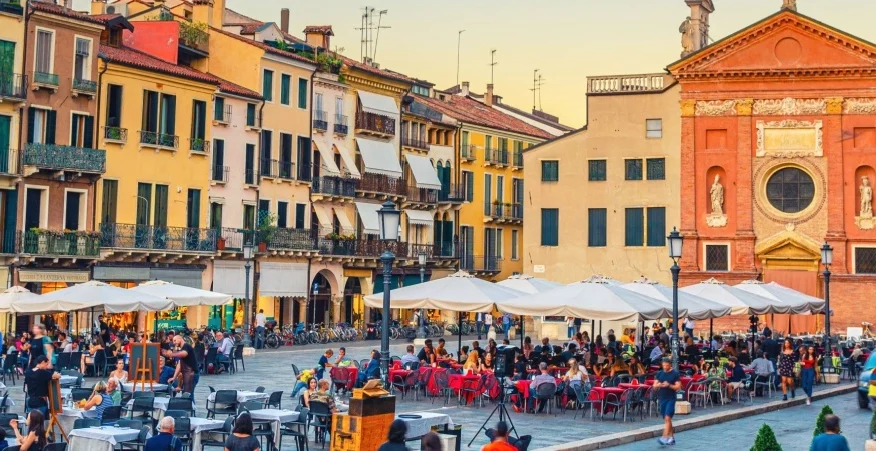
469, 375, 518, 447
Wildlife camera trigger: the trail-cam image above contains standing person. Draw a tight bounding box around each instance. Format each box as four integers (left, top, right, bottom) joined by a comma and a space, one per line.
761, 330, 781, 389
482, 421, 516, 451
9, 410, 46, 451
26, 324, 53, 369
800, 346, 817, 405
810, 414, 851, 451
145, 417, 183, 451
484, 313, 493, 336
683, 318, 695, 338
778, 338, 797, 401
316, 349, 335, 380
255, 309, 266, 350
503, 314, 512, 336
475, 312, 484, 340
162, 335, 198, 396
23, 355, 60, 417
377, 419, 409, 451
653, 358, 681, 446
566, 317, 575, 339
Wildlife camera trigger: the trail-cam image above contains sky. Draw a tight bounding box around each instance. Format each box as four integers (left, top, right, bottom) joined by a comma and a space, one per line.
73, 0, 876, 127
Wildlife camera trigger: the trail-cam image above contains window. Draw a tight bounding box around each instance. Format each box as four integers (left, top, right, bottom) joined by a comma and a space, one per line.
191, 100, 207, 144
101, 180, 118, 225
541, 208, 559, 246
245, 143, 255, 184
511, 230, 519, 260
541, 160, 559, 182
154, 185, 168, 227
27, 108, 56, 144
297, 136, 312, 180
646, 158, 665, 180
212, 139, 225, 181
64, 191, 83, 230
588, 208, 607, 247
766, 167, 815, 214
646, 207, 666, 247
705, 244, 729, 271
298, 78, 308, 109
136, 183, 152, 226
186, 189, 201, 228
461, 131, 469, 149
34, 29, 53, 75
277, 201, 288, 228
243, 204, 255, 230
279, 133, 293, 178
483, 173, 492, 215
314, 92, 323, 113
142, 91, 176, 140
106, 85, 123, 127
262, 69, 274, 101
246, 103, 257, 127
70, 113, 94, 148
646, 119, 662, 138
496, 175, 504, 203
260, 130, 272, 176
412, 85, 429, 96
463, 171, 474, 201
588, 160, 606, 181
624, 207, 644, 246
854, 247, 876, 274
295, 203, 305, 229
485, 135, 493, 151
73, 37, 91, 81
496, 228, 504, 260
210, 202, 222, 230
213, 97, 225, 121
24, 188, 46, 230
280, 74, 291, 105
625, 159, 643, 180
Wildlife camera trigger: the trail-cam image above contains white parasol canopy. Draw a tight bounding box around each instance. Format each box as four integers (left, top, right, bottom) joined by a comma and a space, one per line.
496, 278, 678, 322
496, 274, 563, 294
680, 278, 785, 316
0, 286, 39, 313
577, 274, 623, 286
734, 280, 825, 314
12, 280, 174, 314
621, 278, 732, 320
129, 280, 232, 307
363, 271, 526, 313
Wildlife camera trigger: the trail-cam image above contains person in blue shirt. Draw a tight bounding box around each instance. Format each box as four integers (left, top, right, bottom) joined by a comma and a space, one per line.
726, 357, 747, 399
316, 349, 335, 380
811, 414, 850, 451
145, 417, 183, 451
357, 350, 382, 387
653, 358, 681, 446
158, 358, 178, 390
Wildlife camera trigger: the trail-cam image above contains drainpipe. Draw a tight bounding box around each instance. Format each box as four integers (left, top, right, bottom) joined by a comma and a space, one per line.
92, 55, 110, 232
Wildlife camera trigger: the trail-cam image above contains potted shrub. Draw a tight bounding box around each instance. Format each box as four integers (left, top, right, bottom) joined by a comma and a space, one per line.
257, 212, 277, 252
751, 424, 782, 451
813, 405, 834, 437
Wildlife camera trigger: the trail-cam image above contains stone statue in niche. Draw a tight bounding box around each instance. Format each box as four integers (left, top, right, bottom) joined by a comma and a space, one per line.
856, 175, 874, 230
707, 175, 728, 227
680, 17, 694, 55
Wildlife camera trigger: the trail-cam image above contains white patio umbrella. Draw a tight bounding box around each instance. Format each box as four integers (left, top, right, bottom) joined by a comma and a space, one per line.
496, 278, 678, 322
0, 286, 39, 313
363, 270, 526, 312
680, 278, 785, 316
734, 280, 825, 314
577, 274, 623, 286
621, 278, 732, 320
12, 280, 174, 314
496, 274, 563, 294
130, 280, 232, 307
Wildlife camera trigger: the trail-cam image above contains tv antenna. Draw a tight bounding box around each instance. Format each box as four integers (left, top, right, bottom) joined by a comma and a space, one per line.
456, 30, 465, 87
372, 9, 390, 61
356, 7, 390, 63
489, 49, 498, 86
530, 70, 546, 111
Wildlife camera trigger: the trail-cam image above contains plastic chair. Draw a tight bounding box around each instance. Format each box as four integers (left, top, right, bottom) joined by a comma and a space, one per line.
309, 401, 332, 449
1, 352, 17, 385
101, 405, 123, 425
118, 425, 150, 451
331, 368, 350, 394
533, 383, 555, 414
164, 409, 190, 419
68, 352, 83, 371
266, 391, 283, 409
232, 344, 245, 372
55, 353, 71, 371
70, 388, 92, 402
168, 397, 195, 416
687, 380, 710, 408
128, 397, 154, 423
43, 443, 66, 451
198, 416, 233, 451
391, 371, 417, 400
207, 390, 238, 419
279, 406, 309, 451
0, 413, 17, 436
85, 349, 107, 377
753, 373, 775, 399
172, 416, 192, 451
116, 419, 144, 430
72, 418, 100, 430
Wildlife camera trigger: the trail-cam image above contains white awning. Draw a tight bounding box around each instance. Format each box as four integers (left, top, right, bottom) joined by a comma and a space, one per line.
312, 138, 341, 176
357, 91, 398, 116
209, 196, 225, 204
405, 154, 442, 190
334, 207, 354, 231
335, 142, 361, 179
212, 261, 254, 299
259, 262, 308, 297
312, 205, 332, 229
405, 210, 434, 228
355, 202, 383, 235
356, 138, 402, 178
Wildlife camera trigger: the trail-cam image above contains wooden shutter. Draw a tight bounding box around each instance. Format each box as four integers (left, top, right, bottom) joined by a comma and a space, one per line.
164, 95, 176, 135
588, 208, 607, 247
277, 202, 288, 228
83, 116, 94, 148
26, 108, 34, 144
647, 207, 666, 247
101, 179, 118, 225
214, 139, 225, 166
295, 203, 305, 229
540, 209, 558, 246
625, 208, 644, 246
45, 110, 56, 145
187, 189, 200, 228
144, 91, 159, 132
136, 183, 152, 226
298, 77, 308, 109
154, 185, 168, 227
280, 74, 289, 105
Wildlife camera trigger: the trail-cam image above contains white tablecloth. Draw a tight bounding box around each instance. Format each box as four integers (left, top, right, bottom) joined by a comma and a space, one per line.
59, 375, 79, 387
248, 409, 299, 449
67, 426, 141, 451
189, 417, 225, 451
207, 390, 268, 403
397, 412, 452, 439
124, 397, 195, 418
122, 382, 169, 392
56, 408, 97, 436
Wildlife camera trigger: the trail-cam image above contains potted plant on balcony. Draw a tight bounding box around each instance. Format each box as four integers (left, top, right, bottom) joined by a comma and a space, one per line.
106, 127, 122, 141
257, 213, 277, 252
29, 228, 47, 254
191, 138, 205, 152
217, 234, 226, 251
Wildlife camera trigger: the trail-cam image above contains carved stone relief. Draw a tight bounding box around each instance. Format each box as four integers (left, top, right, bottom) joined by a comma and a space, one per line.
756, 120, 823, 158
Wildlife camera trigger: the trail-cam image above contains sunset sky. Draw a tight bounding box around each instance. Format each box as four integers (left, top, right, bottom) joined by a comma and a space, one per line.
73, 0, 876, 127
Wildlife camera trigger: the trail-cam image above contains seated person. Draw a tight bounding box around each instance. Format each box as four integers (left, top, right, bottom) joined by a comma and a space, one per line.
400, 345, 419, 367
481, 352, 495, 372
80, 381, 114, 423
512, 355, 528, 381
417, 339, 436, 366
291, 368, 315, 397
458, 346, 469, 365
300, 377, 318, 408
628, 355, 646, 378
145, 417, 183, 451
610, 358, 630, 377
81, 335, 106, 374
526, 362, 557, 413
649, 341, 667, 364
726, 357, 746, 398
105, 378, 122, 406
560, 344, 577, 364
0, 427, 8, 451
463, 350, 481, 375
356, 350, 382, 387
158, 359, 178, 390
335, 347, 352, 367
309, 380, 339, 413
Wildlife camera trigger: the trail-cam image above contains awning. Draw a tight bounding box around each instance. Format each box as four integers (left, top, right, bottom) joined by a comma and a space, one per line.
355, 202, 383, 235
213, 261, 254, 299
356, 138, 402, 178
209, 196, 225, 204
334, 207, 354, 231
405, 209, 434, 228
259, 262, 308, 297
357, 91, 398, 116
335, 142, 361, 179
405, 154, 442, 190
312, 205, 332, 229
312, 138, 341, 176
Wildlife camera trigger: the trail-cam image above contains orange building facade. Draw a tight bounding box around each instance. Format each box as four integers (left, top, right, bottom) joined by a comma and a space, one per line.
669, 9, 876, 334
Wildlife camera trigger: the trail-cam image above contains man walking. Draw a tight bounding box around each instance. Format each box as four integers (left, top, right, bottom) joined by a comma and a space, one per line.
163, 335, 198, 395
810, 414, 850, 451
653, 358, 681, 446
255, 309, 266, 349
761, 330, 781, 389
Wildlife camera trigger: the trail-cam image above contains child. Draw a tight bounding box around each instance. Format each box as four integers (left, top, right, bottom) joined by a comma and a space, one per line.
291, 368, 314, 397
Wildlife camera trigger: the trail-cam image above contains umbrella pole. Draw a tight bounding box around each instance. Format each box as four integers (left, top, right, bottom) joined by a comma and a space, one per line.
520, 315, 524, 349
709, 318, 713, 347
599, 320, 602, 338
457, 311, 462, 356
590, 320, 595, 343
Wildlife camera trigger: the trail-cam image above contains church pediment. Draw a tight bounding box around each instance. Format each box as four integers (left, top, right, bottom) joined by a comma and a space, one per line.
755, 230, 822, 263
668, 11, 876, 78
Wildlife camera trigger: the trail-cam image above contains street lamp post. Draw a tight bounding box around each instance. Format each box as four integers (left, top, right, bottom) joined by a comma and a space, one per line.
820, 241, 833, 371
377, 201, 401, 389
242, 243, 255, 347
417, 251, 427, 339
667, 227, 683, 373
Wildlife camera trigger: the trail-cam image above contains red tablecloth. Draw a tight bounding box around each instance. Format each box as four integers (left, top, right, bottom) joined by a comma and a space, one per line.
514, 377, 564, 399
448, 372, 500, 403
330, 367, 358, 390
389, 369, 413, 383
589, 386, 626, 413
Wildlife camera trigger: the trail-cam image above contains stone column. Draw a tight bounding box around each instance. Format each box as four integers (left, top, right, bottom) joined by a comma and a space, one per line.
825, 97, 848, 273
679, 99, 700, 272
331, 296, 342, 324
297, 298, 307, 324
735, 99, 757, 271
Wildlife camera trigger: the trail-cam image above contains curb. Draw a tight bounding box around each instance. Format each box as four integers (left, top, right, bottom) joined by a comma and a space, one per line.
533, 383, 857, 451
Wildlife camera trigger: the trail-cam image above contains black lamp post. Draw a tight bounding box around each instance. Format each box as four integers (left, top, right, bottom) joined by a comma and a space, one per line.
820, 241, 833, 371
667, 227, 683, 373
377, 201, 400, 388
417, 251, 427, 339
242, 243, 255, 347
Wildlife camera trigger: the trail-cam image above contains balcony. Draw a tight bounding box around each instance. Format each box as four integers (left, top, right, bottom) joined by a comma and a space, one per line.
486, 202, 523, 224
0, 73, 26, 101
260, 158, 294, 180
407, 243, 435, 260
0, 0, 23, 15
460, 144, 476, 162
32, 71, 58, 90
139, 130, 179, 150
318, 238, 409, 258
23, 143, 106, 174
313, 110, 328, 132
266, 228, 317, 252
72, 78, 97, 96
405, 183, 437, 206
460, 254, 500, 274
356, 173, 406, 198
100, 223, 217, 253
437, 183, 466, 204
401, 136, 428, 151
211, 165, 229, 183
512, 151, 523, 170
189, 138, 210, 154
435, 241, 456, 258
214, 105, 232, 125
245, 109, 260, 130
586, 73, 675, 95
217, 228, 255, 252
312, 175, 357, 199
22, 229, 100, 257
179, 21, 210, 54
485, 148, 508, 167
298, 162, 313, 183
103, 126, 127, 143
334, 115, 348, 135
355, 111, 395, 137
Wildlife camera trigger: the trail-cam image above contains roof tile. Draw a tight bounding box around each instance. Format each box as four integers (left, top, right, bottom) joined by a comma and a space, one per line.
213, 76, 262, 100
209, 27, 316, 66
30, 1, 106, 26
414, 94, 554, 140
99, 44, 218, 84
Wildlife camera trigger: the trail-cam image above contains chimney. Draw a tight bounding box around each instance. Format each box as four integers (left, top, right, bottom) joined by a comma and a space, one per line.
212, 0, 226, 27
192, 0, 213, 28
485, 84, 494, 107
460, 81, 469, 96
304, 26, 333, 49
90, 0, 106, 15
280, 9, 290, 34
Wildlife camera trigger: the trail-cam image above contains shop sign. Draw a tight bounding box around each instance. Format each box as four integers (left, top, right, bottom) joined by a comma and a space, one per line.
19, 270, 90, 283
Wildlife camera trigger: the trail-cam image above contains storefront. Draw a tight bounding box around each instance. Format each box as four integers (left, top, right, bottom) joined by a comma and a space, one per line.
212, 261, 254, 330
257, 262, 308, 326
16, 268, 91, 334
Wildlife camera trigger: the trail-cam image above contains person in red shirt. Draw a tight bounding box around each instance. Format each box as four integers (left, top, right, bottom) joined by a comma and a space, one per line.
800, 346, 817, 405
482, 422, 516, 451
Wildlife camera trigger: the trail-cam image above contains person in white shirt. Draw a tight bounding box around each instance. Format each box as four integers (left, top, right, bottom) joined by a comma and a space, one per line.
255, 309, 266, 349
400, 345, 419, 367
216, 332, 233, 373
484, 313, 493, 334
683, 318, 695, 338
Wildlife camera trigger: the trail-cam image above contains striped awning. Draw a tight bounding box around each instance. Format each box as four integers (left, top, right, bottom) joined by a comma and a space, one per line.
312, 138, 341, 176
357, 138, 402, 178
405, 210, 434, 228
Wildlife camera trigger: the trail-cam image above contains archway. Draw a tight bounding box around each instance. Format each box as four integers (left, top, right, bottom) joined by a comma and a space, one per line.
310, 272, 333, 324
343, 277, 363, 326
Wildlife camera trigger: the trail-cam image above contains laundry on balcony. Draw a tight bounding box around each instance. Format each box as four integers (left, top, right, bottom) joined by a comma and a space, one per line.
356, 138, 402, 178
404, 154, 442, 190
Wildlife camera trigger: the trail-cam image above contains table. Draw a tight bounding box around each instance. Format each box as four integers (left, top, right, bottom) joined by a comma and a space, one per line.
189, 417, 225, 451
330, 367, 358, 391
67, 426, 142, 451
60, 375, 79, 388
448, 373, 482, 404
397, 412, 452, 440
56, 408, 97, 435
124, 397, 196, 418
588, 387, 626, 415
122, 382, 169, 393
207, 390, 268, 404
248, 409, 299, 449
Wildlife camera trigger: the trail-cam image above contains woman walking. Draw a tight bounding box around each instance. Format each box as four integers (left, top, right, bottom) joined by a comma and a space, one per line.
800, 346, 817, 405
778, 338, 797, 401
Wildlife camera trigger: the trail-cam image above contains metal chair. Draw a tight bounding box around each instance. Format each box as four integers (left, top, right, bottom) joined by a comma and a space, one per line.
232, 344, 245, 372
279, 406, 309, 451
128, 397, 154, 423
732, 374, 755, 404
84, 349, 107, 377
43, 443, 66, 451
207, 390, 238, 419
165, 409, 190, 419
73, 418, 100, 430
68, 352, 83, 371
204, 348, 218, 374
199, 416, 234, 451
168, 397, 195, 416
603, 388, 636, 422
431, 370, 452, 405
0, 413, 17, 436
403, 361, 420, 370
309, 401, 332, 449
116, 419, 143, 430
753, 373, 775, 399
254, 386, 265, 393
119, 425, 151, 451
415, 368, 433, 401
706, 377, 727, 406
331, 368, 350, 395
70, 388, 92, 403
571, 384, 598, 420
533, 383, 555, 414
687, 379, 710, 408
55, 353, 71, 371
391, 371, 417, 399
1, 352, 17, 385
172, 417, 192, 451
460, 376, 487, 407
101, 405, 123, 425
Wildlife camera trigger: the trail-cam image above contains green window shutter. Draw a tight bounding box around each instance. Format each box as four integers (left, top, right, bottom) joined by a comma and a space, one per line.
210, 202, 223, 230
295, 203, 305, 229
466, 172, 474, 201
280, 74, 290, 105
277, 201, 288, 228
263, 70, 273, 101
164, 95, 177, 136
187, 189, 201, 228
45, 110, 56, 145
541, 208, 558, 246
541, 161, 558, 182
70, 113, 80, 147
83, 116, 94, 148
214, 97, 224, 121
136, 183, 152, 226
26, 108, 35, 144
625, 207, 644, 246
154, 185, 168, 227
588, 208, 607, 247
647, 207, 666, 247
144, 91, 159, 132
246, 103, 256, 126
101, 179, 118, 225
298, 78, 308, 109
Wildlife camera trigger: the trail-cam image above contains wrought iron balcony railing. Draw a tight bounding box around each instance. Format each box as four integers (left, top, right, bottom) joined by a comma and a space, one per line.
139, 130, 179, 149
24, 143, 106, 173
437, 183, 466, 203
460, 254, 500, 273
318, 238, 409, 258
190, 138, 210, 154
22, 229, 100, 257
334, 115, 348, 135
512, 151, 523, 169
406, 184, 437, 204
103, 126, 127, 143
218, 228, 256, 251
100, 223, 217, 253
244, 168, 256, 185
357, 173, 406, 197
212, 165, 229, 183
486, 148, 508, 166
0, 73, 26, 100
460, 144, 477, 161
436, 241, 456, 258
260, 158, 295, 180
72, 78, 97, 93
267, 228, 317, 251
487, 203, 523, 221
312, 175, 357, 197
355, 111, 395, 136
33, 71, 58, 87
401, 136, 428, 150
313, 110, 328, 131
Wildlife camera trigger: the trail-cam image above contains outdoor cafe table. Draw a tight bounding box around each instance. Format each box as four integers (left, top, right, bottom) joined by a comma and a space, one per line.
248, 409, 299, 450
388, 367, 442, 397
59, 375, 79, 388
588, 387, 626, 415
330, 367, 358, 391
618, 376, 696, 391
67, 426, 142, 451
124, 396, 197, 418
448, 373, 484, 404
397, 412, 452, 440
57, 407, 98, 436
122, 382, 169, 393
207, 390, 268, 404
189, 417, 225, 451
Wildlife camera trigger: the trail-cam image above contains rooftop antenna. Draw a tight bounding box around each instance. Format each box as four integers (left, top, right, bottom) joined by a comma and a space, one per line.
489, 49, 498, 86
456, 30, 465, 87
372, 9, 390, 61
537, 74, 546, 111
530, 69, 539, 110
355, 7, 371, 62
